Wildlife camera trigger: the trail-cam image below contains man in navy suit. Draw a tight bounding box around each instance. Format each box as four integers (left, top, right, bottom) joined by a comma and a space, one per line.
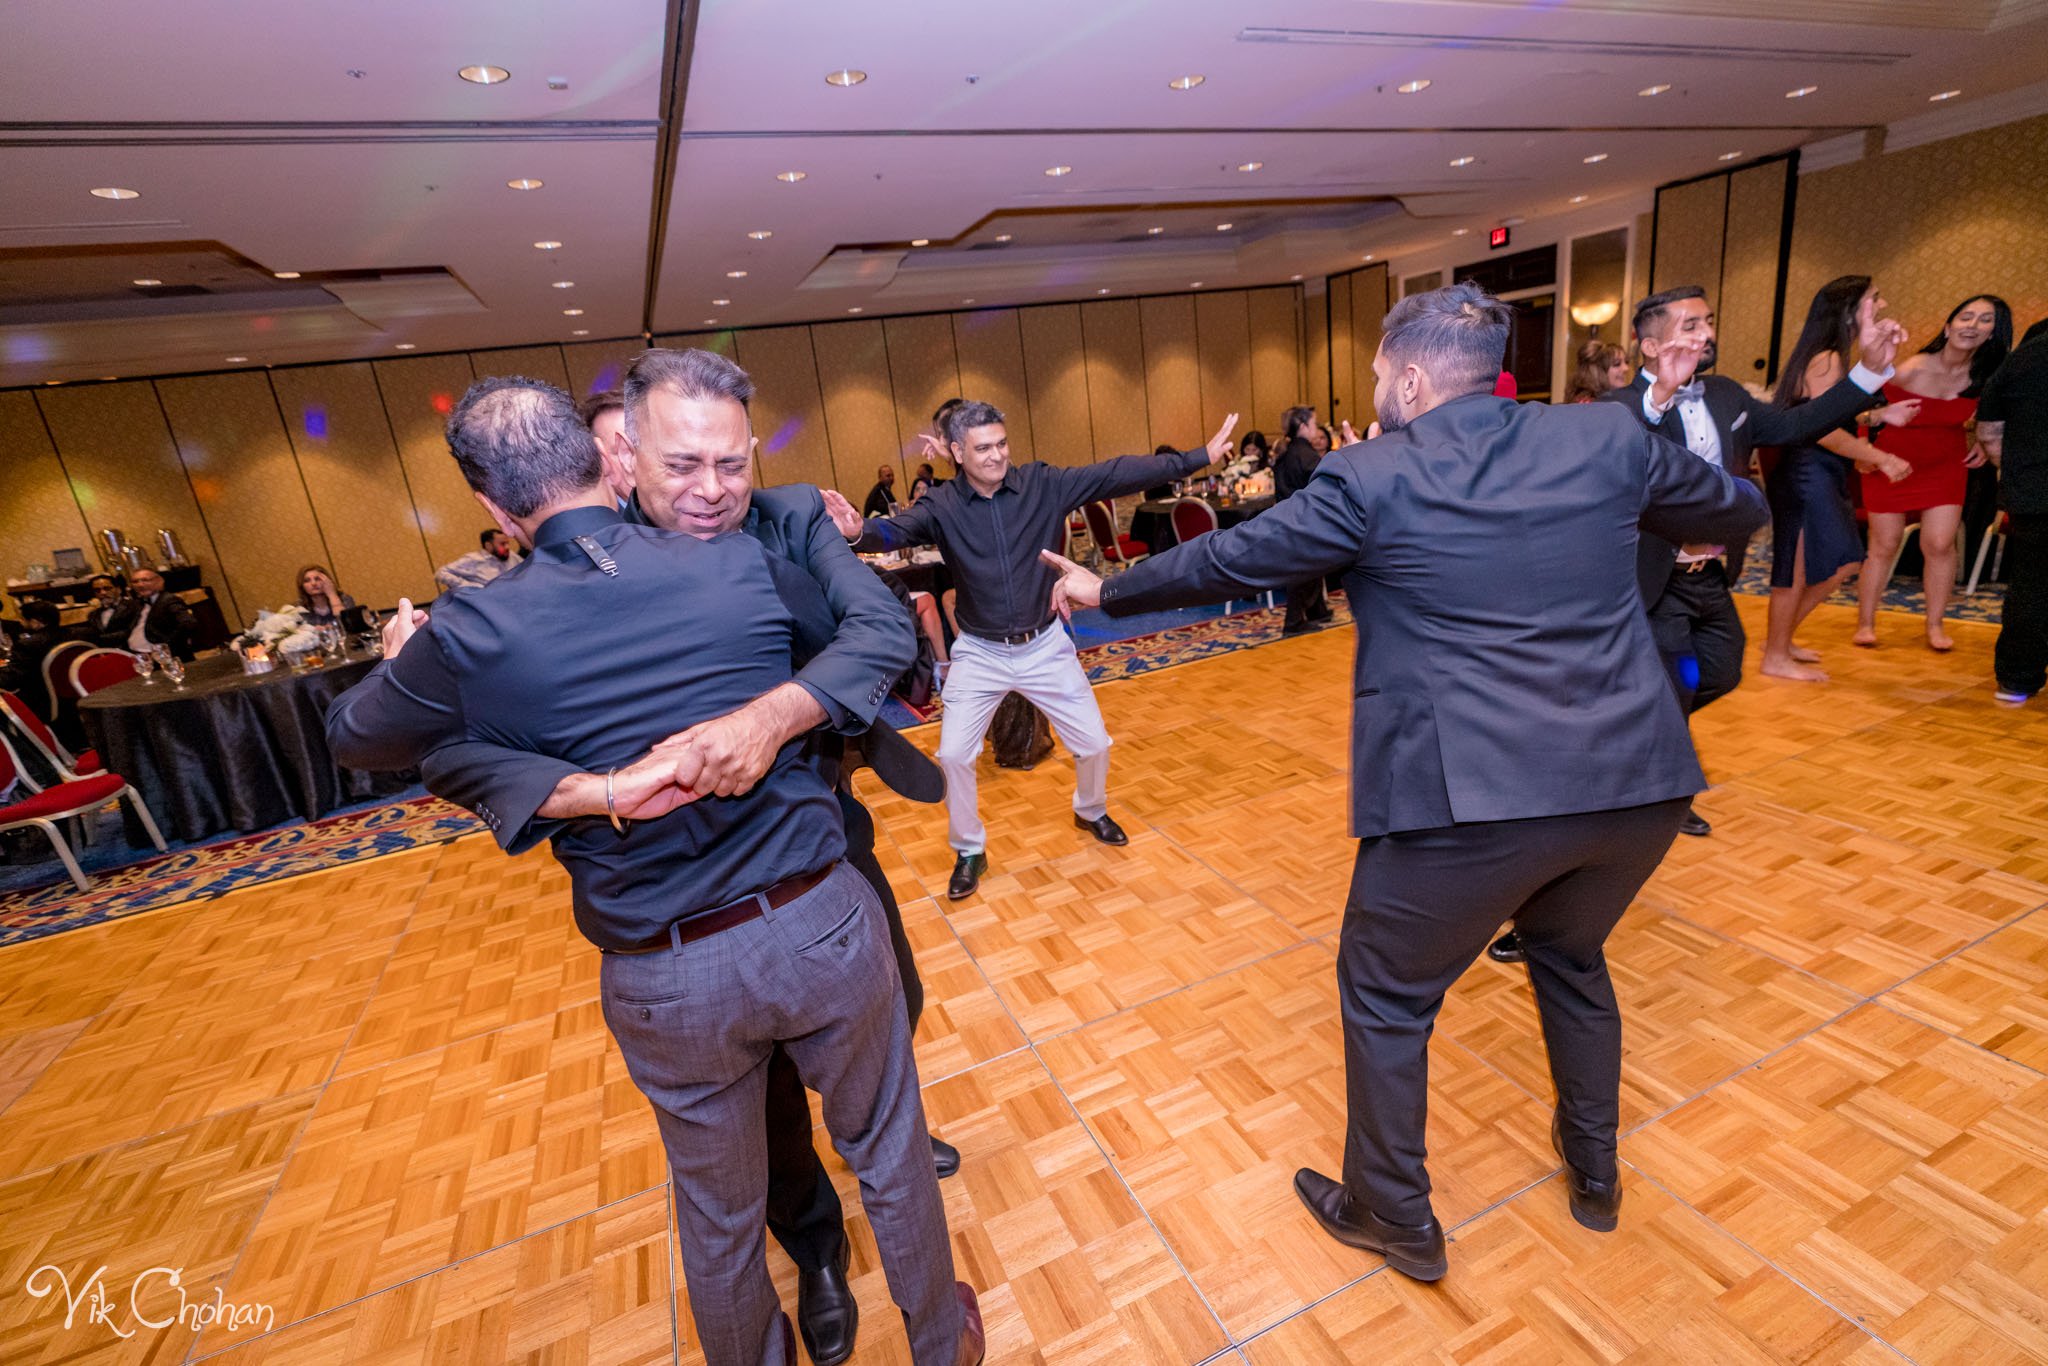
1042, 283, 1769, 1282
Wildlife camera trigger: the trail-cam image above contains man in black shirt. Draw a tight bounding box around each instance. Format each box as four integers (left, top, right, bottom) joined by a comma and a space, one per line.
863, 463, 900, 517
327, 376, 981, 1366
1273, 405, 1334, 633
825, 401, 1233, 898
1981, 325, 2048, 702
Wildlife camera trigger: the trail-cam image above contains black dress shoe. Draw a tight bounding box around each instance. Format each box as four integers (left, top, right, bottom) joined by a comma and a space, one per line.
1074, 812, 1128, 846
948, 852, 987, 900
932, 1135, 961, 1178
1486, 931, 1525, 964
1551, 1113, 1621, 1233
1281, 622, 1317, 636
1679, 806, 1711, 838
796, 1243, 857, 1366
1291, 1168, 1448, 1281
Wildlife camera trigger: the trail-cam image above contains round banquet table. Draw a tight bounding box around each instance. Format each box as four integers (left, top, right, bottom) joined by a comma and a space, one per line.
1132, 493, 1277, 554
79, 650, 416, 845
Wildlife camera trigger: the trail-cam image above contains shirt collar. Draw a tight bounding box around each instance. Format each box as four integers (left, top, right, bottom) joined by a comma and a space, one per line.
960, 468, 1019, 501
530, 504, 624, 549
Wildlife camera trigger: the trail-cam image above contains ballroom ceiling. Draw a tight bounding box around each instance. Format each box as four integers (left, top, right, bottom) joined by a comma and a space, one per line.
4, 0, 2046, 386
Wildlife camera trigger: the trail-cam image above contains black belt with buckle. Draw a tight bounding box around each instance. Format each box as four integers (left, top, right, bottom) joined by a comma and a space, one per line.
972, 621, 1053, 647
601, 864, 835, 955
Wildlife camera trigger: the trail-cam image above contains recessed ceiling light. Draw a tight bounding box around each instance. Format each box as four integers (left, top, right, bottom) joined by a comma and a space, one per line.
776, 170, 807, 182
704, 318, 718, 325
506, 177, 543, 191
572, 328, 589, 335
90, 187, 140, 200
1397, 78, 1431, 94
726, 269, 748, 278
1216, 222, 1233, 231
1930, 88, 1961, 101
1570, 194, 1589, 203
1045, 165, 1072, 176
1097, 288, 1110, 295
225, 355, 248, 363
563, 308, 584, 316
458, 65, 510, 85
534, 240, 562, 250
1718, 151, 1744, 161
132, 278, 162, 286
712, 298, 731, 306
274, 271, 300, 279
963, 298, 976, 304
1237, 161, 1263, 172
1290, 273, 1303, 281
1453, 228, 1469, 236
747, 229, 773, 240
551, 280, 575, 288
1189, 281, 1204, 288
1169, 75, 1205, 91
824, 68, 867, 87
1146, 226, 1164, 235
848, 307, 864, 314
995, 233, 1012, 242
910, 238, 930, 247
395, 343, 416, 350
1449, 155, 1476, 167
1639, 84, 1672, 96
1362, 254, 1375, 261
1583, 152, 1609, 163
1786, 85, 1818, 98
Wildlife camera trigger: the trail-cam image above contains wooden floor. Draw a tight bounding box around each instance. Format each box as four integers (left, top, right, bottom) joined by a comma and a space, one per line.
4, 596, 2047, 1365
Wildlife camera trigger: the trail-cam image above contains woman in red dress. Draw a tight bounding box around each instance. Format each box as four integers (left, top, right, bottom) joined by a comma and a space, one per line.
1855, 295, 2012, 650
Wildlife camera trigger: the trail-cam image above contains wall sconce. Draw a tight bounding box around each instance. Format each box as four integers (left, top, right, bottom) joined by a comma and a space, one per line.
1569, 300, 1620, 329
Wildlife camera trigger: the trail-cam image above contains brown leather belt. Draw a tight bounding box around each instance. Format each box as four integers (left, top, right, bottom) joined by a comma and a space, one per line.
601, 864, 836, 955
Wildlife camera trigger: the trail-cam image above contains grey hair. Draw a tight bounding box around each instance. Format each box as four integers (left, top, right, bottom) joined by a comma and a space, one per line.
445, 376, 604, 519
944, 400, 1004, 450
621, 347, 756, 443
1380, 282, 1512, 398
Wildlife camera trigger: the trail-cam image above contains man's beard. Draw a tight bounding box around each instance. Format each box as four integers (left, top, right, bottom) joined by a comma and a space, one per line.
1375, 393, 1408, 434
1698, 339, 1718, 371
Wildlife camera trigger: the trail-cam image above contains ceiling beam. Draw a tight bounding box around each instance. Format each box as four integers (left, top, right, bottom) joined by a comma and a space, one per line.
641, 0, 702, 341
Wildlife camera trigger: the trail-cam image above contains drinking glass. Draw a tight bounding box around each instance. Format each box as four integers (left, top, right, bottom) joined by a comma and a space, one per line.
163, 655, 186, 690
135, 650, 157, 685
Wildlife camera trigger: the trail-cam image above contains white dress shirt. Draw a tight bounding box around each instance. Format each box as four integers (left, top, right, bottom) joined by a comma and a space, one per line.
127, 599, 154, 653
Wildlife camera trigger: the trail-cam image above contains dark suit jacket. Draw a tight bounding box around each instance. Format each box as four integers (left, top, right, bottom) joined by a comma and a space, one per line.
103, 592, 197, 659
418, 485, 934, 852
1099, 394, 1769, 838
1273, 437, 1320, 501
1601, 371, 1873, 604
863, 482, 899, 518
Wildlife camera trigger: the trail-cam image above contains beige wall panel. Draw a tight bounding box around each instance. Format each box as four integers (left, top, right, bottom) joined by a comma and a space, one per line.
154, 373, 325, 624
1080, 299, 1150, 459
1350, 266, 1390, 425
269, 364, 438, 610
1248, 287, 1302, 434
1630, 213, 1654, 320
371, 354, 487, 575
1018, 304, 1093, 467
812, 320, 904, 499
468, 344, 570, 389
1304, 288, 1332, 420
949, 310, 1034, 459
1328, 274, 1355, 428
0, 392, 91, 595
1139, 294, 1202, 452
1652, 177, 1728, 298
1194, 291, 1254, 444
36, 383, 229, 620
883, 315, 963, 477
732, 326, 837, 496
561, 339, 647, 401
1718, 163, 1788, 383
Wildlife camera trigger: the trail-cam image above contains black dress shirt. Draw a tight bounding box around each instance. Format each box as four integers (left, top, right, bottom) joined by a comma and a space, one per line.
855, 448, 1210, 638
1982, 336, 2048, 515
325, 505, 847, 950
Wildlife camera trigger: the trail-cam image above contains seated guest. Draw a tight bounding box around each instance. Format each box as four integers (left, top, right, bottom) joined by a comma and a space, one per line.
434, 528, 523, 593
0, 601, 64, 720
1240, 430, 1273, 472
1567, 340, 1630, 404
864, 464, 900, 517
909, 462, 938, 502
85, 575, 128, 645
106, 567, 197, 660
297, 565, 357, 625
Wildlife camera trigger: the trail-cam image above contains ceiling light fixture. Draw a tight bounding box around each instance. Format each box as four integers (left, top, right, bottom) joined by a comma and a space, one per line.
225, 355, 248, 363
776, 170, 807, 182
132, 278, 161, 286
726, 269, 748, 278
1786, 85, 1818, 98
1290, 273, 1303, 281
1169, 75, 1205, 91
506, 177, 543, 191
995, 233, 1012, 242
704, 318, 718, 325
963, 298, 976, 305
1718, 151, 1743, 161
572, 328, 589, 335
533, 240, 562, 250
748, 229, 773, 240
395, 343, 416, 350
1583, 152, 1609, 163
90, 187, 139, 200
1449, 155, 1476, 167
1453, 228, 1469, 236
1362, 254, 1374, 261
1189, 281, 1204, 288
1097, 288, 1110, 294
1397, 78, 1431, 94
1639, 83, 1671, 96
1237, 161, 1263, 172
274, 271, 300, 279
1929, 88, 1961, 101
1216, 222, 1233, 231
551, 280, 575, 288
910, 238, 930, 247
848, 306, 864, 313
1045, 165, 1072, 176
458, 65, 510, 85
563, 307, 584, 316
824, 68, 867, 87
713, 298, 730, 306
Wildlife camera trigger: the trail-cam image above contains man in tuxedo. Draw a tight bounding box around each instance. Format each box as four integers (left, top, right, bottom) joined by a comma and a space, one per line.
1272, 406, 1334, 634
1042, 283, 1769, 1281
105, 568, 197, 659
863, 464, 900, 518
84, 576, 128, 645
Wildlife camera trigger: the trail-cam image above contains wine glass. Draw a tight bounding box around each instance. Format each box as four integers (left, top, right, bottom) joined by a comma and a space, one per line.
162, 654, 186, 690
135, 649, 157, 685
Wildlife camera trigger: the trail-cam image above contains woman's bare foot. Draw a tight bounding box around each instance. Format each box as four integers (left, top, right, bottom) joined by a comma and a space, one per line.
1790, 644, 1824, 664
1761, 652, 1829, 682
1927, 627, 1954, 652
1852, 627, 1879, 648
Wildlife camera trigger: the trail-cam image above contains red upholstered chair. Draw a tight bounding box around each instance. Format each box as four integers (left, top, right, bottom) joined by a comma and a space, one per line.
1169, 497, 1219, 544
2, 690, 103, 778
70, 648, 140, 697
0, 727, 166, 893
40, 640, 93, 718
1082, 500, 1149, 570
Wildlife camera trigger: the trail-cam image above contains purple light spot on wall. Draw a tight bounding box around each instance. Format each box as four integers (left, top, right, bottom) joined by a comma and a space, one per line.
304, 406, 328, 440
593, 363, 621, 393
764, 415, 804, 453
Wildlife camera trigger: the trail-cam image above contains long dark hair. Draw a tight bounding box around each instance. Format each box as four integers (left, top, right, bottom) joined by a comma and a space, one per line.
1774, 275, 1870, 408
1917, 294, 2012, 398
296, 564, 342, 612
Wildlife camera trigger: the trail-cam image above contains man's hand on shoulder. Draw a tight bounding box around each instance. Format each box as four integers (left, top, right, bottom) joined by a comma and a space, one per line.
821, 488, 864, 541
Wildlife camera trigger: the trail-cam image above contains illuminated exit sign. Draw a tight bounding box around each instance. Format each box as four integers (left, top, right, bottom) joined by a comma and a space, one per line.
1488, 226, 1511, 250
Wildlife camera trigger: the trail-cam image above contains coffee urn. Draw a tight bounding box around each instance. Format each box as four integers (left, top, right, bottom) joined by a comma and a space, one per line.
99, 528, 129, 571
157, 528, 189, 566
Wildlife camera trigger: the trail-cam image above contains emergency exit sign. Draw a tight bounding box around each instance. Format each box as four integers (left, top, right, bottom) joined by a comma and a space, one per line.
1488, 226, 1511, 250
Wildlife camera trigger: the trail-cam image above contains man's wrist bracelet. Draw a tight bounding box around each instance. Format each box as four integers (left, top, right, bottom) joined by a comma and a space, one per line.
605, 767, 627, 835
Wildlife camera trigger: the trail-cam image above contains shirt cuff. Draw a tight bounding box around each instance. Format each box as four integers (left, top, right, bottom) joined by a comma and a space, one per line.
1642, 386, 1676, 422
1848, 362, 1893, 393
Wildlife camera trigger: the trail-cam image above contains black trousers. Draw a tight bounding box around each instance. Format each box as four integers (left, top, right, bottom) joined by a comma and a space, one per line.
762, 786, 925, 1271
1337, 799, 1687, 1224
1645, 562, 1744, 714
1996, 512, 2048, 697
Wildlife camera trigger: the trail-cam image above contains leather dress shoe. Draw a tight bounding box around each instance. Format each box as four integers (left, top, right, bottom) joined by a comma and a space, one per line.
1291, 1168, 1448, 1281
932, 1135, 962, 1178
1551, 1113, 1621, 1232
948, 852, 987, 900
1486, 930, 1525, 964
1074, 812, 1128, 846
1679, 806, 1711, 838
954, 1281, 987, 1365
796, 1241, 857, 1366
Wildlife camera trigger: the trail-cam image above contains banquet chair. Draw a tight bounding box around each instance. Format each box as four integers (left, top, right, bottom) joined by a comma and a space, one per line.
70, 647, 141, 697
40, 640, 93, 718
1170, 498, 1277, 608
1965, 511, 2010, 596
0, 727, 166, 894
1082, 500, 1149, 570
1, 689, 104, 778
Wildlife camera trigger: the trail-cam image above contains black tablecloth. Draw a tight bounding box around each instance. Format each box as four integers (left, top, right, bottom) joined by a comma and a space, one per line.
1132, 495, 1277, 554
80, 651, 415, 845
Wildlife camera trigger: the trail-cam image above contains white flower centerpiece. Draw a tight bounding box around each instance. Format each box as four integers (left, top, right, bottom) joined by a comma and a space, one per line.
233, 606, 324, 672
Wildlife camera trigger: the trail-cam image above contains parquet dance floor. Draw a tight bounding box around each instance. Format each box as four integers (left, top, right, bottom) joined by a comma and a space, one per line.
4, 596, 2045, 1364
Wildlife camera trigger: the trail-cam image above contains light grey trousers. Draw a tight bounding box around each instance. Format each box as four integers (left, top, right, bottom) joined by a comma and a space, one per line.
600, 861, 962, 1365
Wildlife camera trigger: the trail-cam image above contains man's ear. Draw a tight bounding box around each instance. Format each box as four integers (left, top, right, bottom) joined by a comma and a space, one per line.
472, 490, 526, 548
